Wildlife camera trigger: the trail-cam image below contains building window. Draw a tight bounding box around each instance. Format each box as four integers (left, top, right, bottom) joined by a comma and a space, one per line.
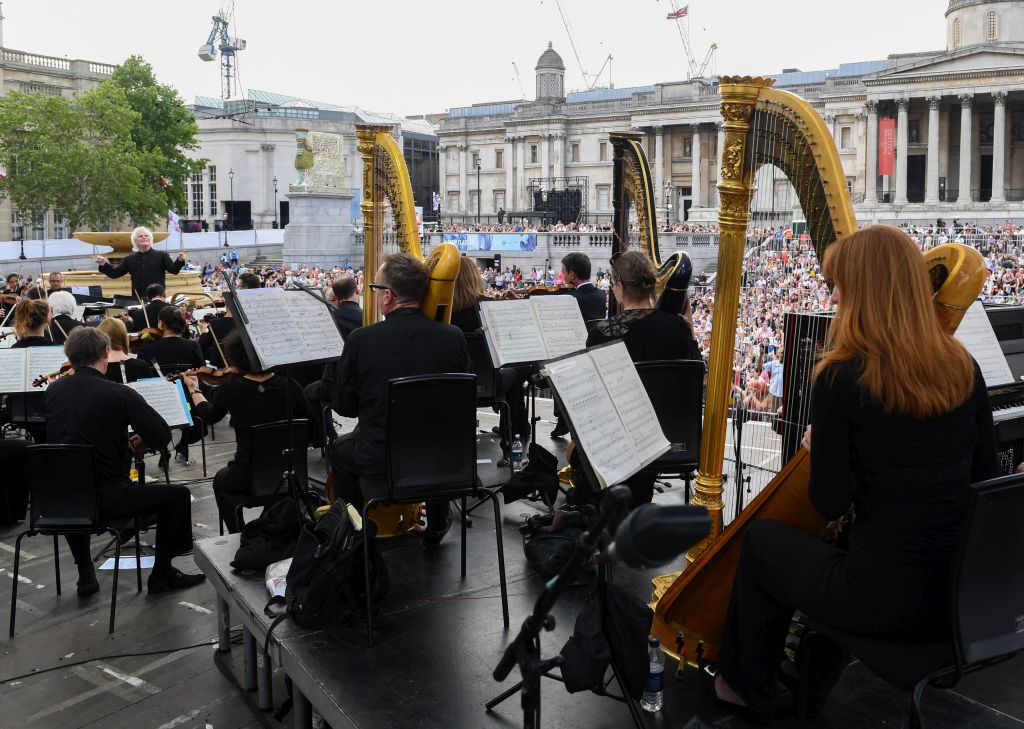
570, 142, 580, 163
840, 126, 852, 149
54, 217, 68, 239
468, 190, 479, 213
471, 152, 480, 169
599, 142, 608, 162
208, 165, 217, 218
953, 17, 962, 48
495, 149, 503, 169
530, 145, 538, 164
597, 184, 610, 211
683, 137, 692, 158
846, 177, 855, 193
909, 119, 920, 144
494, 190, 505, 212
191, 172, 205, 217
986, 11, 997, 41
448, 192, 459, 211
32, 211, 46, 240
11, 210, 23, 241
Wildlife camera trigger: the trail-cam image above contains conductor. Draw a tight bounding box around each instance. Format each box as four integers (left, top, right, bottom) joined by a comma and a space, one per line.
94, 226, 186, 299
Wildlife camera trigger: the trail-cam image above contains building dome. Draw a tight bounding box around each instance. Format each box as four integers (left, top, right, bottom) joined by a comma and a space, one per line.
945, 0, 1024, 50
535, 42, 566, 101
535, 42, 566, 72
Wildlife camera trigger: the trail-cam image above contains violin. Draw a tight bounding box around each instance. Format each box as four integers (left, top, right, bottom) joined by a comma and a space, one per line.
1, 293, 20, 306
31, 361, 74, 388
128, 326, 163, 353
167, 365, 243, 386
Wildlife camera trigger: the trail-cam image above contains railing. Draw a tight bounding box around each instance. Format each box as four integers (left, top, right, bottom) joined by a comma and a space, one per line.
88, 62, 116, 76
2, 49, 70, 70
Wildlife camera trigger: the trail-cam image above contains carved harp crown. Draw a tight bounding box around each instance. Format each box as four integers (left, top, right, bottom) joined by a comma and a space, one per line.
356, 125, 459, 325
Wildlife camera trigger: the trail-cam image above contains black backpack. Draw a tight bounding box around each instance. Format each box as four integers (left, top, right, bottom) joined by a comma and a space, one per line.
264, 500, 389, 651
231, 498, 301, 572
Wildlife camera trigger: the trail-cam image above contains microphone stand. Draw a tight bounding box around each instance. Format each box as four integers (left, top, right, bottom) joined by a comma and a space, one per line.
487, 485, 643, 729
732, 389, 750, 522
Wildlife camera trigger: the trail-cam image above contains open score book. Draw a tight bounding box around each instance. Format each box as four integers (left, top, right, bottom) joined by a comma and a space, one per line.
478, 296, 589, 366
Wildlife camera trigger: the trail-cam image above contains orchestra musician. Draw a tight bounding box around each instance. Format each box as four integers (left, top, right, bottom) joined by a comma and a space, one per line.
129, 283, 174, 333
96, 317, 158, 384
710, 226, 999, 721
198, 271, 261, 368
8, 299, 59, 443
45, 291, 84, 345
94, 226, 186, 299
183, 331, 308, 533
328, 252, 472, 545
44, 328, 204, 595
304, 275, 362, 449
47, 271, 65, 294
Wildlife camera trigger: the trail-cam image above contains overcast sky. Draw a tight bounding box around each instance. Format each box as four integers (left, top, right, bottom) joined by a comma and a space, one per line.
2, 0, 948, 117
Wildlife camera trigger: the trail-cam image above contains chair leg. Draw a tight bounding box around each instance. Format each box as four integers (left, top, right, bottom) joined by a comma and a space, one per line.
9, 531, 28, 637
235, 504, 245, 532
361, 502, 379, 647
460, 497, 467, 579
200, 423, 208, 478
53, 534, 61, 596
109, 530, 120, 633
910, 677, 928, 729
490, 494, 509, 628
134, 518, 143, 593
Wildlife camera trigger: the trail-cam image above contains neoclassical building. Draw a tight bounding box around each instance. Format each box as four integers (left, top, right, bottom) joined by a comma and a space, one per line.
435, 0, 1024, 225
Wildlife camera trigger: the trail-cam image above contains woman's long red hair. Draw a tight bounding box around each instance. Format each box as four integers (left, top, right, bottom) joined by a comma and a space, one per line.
814, 225, 974, 418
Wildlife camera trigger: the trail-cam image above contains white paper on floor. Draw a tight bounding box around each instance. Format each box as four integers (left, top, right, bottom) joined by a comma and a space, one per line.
99, 556, 155, 570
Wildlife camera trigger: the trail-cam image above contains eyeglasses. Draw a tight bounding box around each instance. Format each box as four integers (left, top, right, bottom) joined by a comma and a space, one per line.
368, 283, 391, 294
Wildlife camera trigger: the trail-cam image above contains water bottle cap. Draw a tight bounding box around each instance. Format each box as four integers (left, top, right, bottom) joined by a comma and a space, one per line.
649, 636, 659, 647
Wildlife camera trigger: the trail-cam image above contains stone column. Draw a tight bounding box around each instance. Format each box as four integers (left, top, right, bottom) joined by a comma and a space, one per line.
504, 137, 514, 211
958, 94, 973, 203
517, 137, 527, 210
691, 124, 703, 207
925, 97, 941, 203
553, 132, 565, 181
865, 101, 878, 202
458, 144, 468, 213
540, 133, 551, 187
437, 144, 447, 202
895, 98, 909, 205
654, 126, 665, 216
823, 114, 836, 145
992, 91, 1007, 203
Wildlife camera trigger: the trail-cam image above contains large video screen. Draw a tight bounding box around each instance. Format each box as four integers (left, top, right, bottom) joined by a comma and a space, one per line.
443, 233, 537, 252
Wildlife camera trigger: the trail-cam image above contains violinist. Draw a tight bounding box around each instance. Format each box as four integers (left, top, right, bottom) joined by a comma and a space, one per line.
182, 331, 307, 533
198, 272, 260, 367
96, 318, 157, 384
129, 283, 173, 333
137, 306, 204, 372
2, 272, 20, 294
710, 227, 999, 721
45, 291, 84, 345
7, 300, 59, 443
44, 327, 204, 595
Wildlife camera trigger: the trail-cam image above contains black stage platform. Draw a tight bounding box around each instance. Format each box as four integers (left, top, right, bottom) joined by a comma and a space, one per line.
1, 412, 1022, 728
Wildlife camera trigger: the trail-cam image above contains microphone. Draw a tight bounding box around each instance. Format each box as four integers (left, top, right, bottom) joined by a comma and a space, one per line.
607, 503, 712, 569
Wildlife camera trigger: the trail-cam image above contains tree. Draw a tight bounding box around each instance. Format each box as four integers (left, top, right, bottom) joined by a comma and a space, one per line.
109, 56, 206, 218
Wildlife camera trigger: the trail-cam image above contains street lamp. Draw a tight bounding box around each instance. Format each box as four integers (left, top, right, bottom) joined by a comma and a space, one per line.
272, 176, 278, 229
476, 162, 481, 225
228, 168, 235, 234
663, 180, 674, 229
222, 212, 229, 247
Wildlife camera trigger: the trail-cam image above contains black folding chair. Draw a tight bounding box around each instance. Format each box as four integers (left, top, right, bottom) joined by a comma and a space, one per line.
218, 418, 309, 534
358, 374, 509, 646
797, 471, 1024, 727
635, 360, 705, 500
9, 445, 142, 636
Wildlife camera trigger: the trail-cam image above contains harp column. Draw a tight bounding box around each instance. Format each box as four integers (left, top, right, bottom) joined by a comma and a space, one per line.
957, 94, 973, 204
895, 98, 909, 205
991, 91, 1007, 204
925, 97, 941, 204
865, 101, 878, 203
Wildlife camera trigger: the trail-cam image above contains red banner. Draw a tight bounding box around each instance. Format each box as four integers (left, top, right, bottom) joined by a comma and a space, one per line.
878, 118, 896, 176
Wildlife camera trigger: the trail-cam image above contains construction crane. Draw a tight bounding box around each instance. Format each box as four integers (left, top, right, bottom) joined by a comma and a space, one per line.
512, 62, 526, 100
198, 1, 246, 100
551, 0, 612, 91
664, 1, 717, 79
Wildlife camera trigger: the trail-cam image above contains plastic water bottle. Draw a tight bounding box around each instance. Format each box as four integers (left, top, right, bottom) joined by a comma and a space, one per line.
511, 434, 525, 472
641, 636, 664, 712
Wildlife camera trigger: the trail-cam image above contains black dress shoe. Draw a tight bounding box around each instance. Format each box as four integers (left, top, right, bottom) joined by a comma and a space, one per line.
147, 567, 206, 594
77, 577, 100, 597
699, 664, 771, 727
549, 419, 569, 438
422, 504, 454, 547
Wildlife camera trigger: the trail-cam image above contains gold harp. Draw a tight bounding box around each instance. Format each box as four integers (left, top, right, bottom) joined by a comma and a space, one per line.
650, 78, 988, 663
356, 124, 460, 326
610, 132, 692, 315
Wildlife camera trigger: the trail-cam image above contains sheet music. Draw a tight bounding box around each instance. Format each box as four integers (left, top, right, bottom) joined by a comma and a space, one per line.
26, 348, 70, 392
0, 350, 27, 392
72, 305, 86, 321
545, 349, 640, 489
588, 343, 671, 468
955, 301, 1015, 387
479, 299, 548, 366
531, 296, 589, 359
129, 378, 193, 427
288, 291, 345, 362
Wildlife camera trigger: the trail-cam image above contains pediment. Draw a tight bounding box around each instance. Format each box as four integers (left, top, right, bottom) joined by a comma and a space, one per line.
871, 46, 1024, 81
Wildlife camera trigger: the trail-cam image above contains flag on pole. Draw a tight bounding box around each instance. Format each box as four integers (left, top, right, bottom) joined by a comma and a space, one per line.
167, 209, 182, 233
432, 191, 441, 211
667, 5, 688, 19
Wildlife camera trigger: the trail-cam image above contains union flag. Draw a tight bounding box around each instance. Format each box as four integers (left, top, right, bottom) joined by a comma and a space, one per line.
667, 5, 688, 19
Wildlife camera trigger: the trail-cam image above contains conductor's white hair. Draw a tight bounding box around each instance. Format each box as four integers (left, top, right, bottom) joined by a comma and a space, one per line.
131, 226, 153, 250
49, 290, 76, 317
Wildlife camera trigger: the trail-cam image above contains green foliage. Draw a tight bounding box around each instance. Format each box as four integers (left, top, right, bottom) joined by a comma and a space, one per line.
0, 54, 205, 235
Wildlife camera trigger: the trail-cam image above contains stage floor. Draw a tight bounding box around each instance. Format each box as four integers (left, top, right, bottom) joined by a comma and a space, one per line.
1, 405, 1021, 729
